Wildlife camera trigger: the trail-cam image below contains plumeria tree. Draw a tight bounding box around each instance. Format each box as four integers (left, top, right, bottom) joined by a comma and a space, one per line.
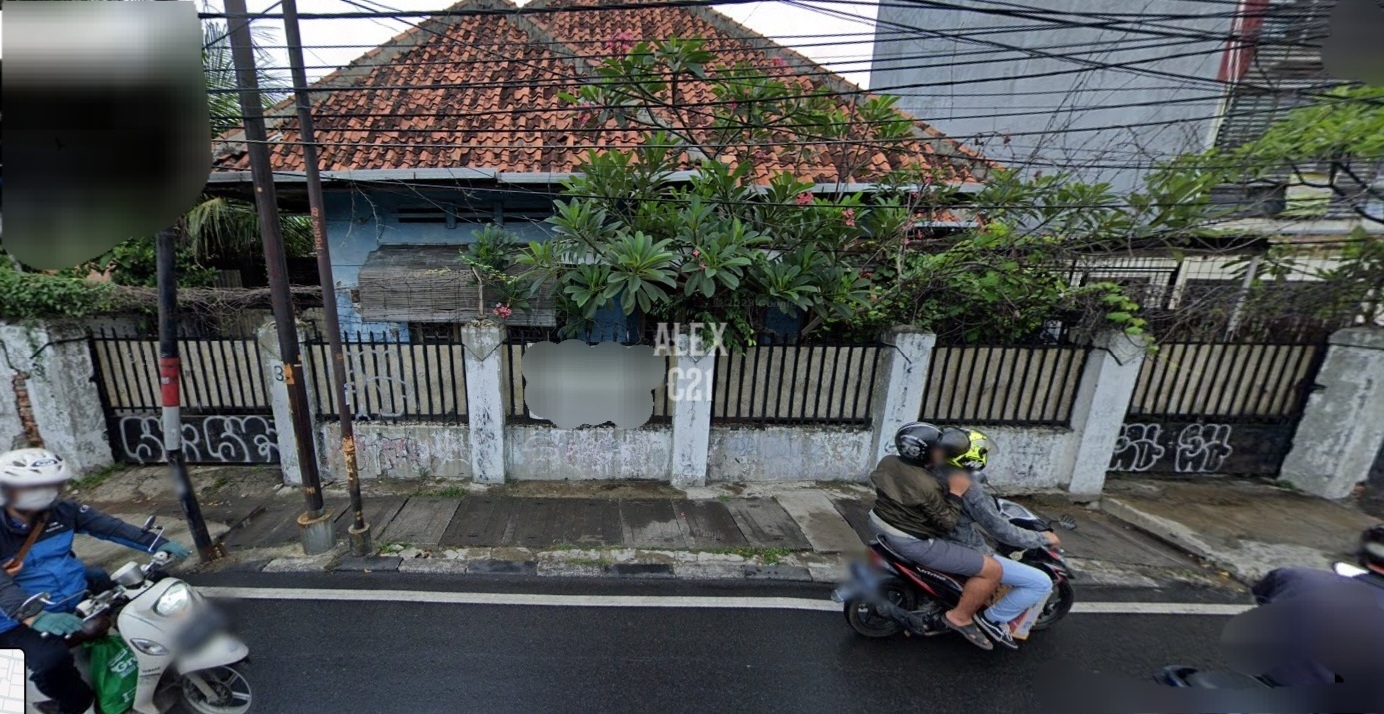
513, 38, 1221, 345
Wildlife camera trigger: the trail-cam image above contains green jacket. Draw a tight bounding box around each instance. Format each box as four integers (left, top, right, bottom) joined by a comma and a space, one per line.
869, 455, 963, 540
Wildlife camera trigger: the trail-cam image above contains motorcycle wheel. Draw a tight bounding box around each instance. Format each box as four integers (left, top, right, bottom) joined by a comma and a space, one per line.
173, 663, 253, 714
1032, 578, 1075, 631
844, 581, 917, 638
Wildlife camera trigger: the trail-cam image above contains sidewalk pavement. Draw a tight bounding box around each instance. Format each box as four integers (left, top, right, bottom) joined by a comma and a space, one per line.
71, 466, 1235, 589
1099, 477, 1382, 584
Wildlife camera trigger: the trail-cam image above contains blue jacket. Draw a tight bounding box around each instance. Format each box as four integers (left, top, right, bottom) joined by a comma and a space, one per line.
0, 500, 163, 634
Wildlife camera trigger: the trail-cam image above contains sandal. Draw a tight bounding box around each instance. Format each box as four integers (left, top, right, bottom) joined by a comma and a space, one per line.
942, 614, 994, 650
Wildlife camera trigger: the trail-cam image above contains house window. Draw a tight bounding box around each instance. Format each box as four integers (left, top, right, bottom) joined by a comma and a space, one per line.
409, 322, 459, 343
1283, 177, 1333, 217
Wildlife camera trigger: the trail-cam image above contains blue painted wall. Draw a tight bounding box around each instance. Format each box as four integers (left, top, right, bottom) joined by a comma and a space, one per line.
322, 185, 805, 344
323, 186, 555, 341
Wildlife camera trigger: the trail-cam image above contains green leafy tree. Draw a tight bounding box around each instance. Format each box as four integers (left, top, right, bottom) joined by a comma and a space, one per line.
1199, 85, 1384, 326
517, 38, 1224, 345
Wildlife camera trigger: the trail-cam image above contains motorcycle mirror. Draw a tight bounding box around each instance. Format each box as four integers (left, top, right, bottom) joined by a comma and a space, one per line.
142, 515, 156, 531
15, 592, 50, 621
1058, 514, 1078, 531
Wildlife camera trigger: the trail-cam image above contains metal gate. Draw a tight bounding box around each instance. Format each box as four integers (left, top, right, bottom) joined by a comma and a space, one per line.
89, 330, 280, 464
1109, 338, 1328, 475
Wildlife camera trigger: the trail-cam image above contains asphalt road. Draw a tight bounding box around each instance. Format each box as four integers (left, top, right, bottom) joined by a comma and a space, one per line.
190, 573, 1245, 714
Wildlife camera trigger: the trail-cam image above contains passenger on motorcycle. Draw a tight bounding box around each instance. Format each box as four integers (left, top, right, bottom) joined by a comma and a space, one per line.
1242, 524, 1384, 688
0, 448, 192, 714
936, 428, 1059, 650
867, 422, 1005, 650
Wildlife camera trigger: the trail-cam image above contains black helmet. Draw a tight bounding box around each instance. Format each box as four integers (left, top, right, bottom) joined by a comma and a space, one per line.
894, 422, 942, 464
1360, 525, 1384, 572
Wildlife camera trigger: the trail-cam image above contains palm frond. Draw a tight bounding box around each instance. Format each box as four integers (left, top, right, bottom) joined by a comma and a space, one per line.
183, 195, 316, 260
203, 15, 288, 136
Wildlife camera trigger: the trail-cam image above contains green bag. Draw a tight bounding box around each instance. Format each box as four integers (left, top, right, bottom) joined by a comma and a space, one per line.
85, 634, 139, 714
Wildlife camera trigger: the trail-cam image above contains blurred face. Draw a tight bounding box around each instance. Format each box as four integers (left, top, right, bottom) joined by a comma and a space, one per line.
6, 485, 60, 512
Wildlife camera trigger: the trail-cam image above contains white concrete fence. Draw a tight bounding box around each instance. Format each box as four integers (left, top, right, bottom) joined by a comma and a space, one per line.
4, 320, 1381, 501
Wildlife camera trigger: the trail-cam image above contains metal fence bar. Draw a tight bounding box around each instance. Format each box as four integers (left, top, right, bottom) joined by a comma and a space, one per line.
921, 345, 1088, 427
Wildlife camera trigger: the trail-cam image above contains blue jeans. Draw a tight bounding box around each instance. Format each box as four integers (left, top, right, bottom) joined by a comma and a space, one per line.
985, 557, 1053, 624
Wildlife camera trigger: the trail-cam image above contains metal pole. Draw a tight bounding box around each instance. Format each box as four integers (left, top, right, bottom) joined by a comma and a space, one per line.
224, 0, 335, 555
1226, 254, 1261, 337
156, 227, 220, 562
282, 0, 371, 557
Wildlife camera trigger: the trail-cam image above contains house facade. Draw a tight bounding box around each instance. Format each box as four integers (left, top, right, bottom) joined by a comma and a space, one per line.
206, 0, 992, 343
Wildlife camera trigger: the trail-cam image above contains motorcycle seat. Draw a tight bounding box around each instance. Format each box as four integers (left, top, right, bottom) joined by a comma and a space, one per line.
1184, 670, 1270, 689
876, 539, 965, 587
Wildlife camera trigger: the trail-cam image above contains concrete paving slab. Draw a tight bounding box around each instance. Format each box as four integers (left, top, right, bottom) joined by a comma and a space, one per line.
378, 497, 461, 547
724, 499, 812, 550
334, 496, 406, 541
1102, 477, 1381, 583
222, 502, 307, 550
75, 513, 231, 573
555, 498, 623, 547
440, 496, 518, 547
618, 499, 688, 549
675, 500, 749, 549
774, 491, 865, 554
830, 497, 875, 544
507, 498, 566, 548
1014, 495, 1197, 570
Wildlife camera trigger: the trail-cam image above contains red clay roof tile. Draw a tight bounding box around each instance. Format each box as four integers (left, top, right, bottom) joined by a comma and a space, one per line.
213, 0, 991, 183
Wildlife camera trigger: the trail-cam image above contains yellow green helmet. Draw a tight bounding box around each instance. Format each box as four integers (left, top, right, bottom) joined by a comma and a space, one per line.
946, 429, 991, 471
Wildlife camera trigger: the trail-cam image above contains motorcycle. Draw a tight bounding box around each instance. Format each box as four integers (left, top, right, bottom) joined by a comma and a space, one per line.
832, 497, 1076, 641
1156, 560, 1378, 694
19, 517, 252, 714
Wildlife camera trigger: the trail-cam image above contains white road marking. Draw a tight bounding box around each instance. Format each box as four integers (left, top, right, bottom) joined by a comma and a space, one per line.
199, 586, 1251, 615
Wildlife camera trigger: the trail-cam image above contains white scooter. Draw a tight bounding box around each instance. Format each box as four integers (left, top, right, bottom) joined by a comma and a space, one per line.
19, 517, 252, 714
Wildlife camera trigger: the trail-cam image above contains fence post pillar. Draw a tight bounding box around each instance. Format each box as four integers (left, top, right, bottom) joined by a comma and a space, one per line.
460, 320, 507, 484
868, 327, 937, 471
1064, 330, 1148, 499
0, 322, 112, 474
670, 334, 715, 488
257, 319, 316, 486
1280, 328, 1384, 499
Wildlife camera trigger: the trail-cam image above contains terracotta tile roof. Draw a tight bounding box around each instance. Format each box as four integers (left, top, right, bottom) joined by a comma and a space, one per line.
213, 0, 993, 184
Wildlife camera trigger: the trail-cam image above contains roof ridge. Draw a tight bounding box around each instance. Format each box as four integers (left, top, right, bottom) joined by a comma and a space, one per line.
213, 0, 521, 160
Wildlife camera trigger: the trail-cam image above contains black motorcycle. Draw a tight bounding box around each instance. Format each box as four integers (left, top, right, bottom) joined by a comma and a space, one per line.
832, 497, 1076, 640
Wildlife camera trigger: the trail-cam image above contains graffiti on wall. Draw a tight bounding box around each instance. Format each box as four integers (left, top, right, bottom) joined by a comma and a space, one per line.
1174, 423, 1235, 473
115, 414, 278, 464
343, 347, 414, 420
1109, 421, 1287, 475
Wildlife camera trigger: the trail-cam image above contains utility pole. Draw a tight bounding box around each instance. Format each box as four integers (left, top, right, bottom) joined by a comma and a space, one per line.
282, 0, 372, 556
225, 0, 335, 555
156, 227, 220, 562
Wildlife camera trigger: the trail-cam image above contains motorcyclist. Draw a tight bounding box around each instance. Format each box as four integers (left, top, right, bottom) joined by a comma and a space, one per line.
937, 428, 1060, 650
0, 448, 192, 714
1240, 524, 1384, 689
866, 421, 1004, 650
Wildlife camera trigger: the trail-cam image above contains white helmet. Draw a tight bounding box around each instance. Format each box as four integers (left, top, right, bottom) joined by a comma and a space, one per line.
0, 448, 72, 488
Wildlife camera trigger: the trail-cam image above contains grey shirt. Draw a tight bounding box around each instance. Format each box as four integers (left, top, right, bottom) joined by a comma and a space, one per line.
946, 484, 1049, 555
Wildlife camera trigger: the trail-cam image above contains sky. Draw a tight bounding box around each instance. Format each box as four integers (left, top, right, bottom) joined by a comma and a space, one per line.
209, 0, 883, 89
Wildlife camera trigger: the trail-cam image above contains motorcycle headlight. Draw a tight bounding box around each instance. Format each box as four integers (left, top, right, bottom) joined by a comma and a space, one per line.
129, 638, 169, 656
153, 582, 191, 617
